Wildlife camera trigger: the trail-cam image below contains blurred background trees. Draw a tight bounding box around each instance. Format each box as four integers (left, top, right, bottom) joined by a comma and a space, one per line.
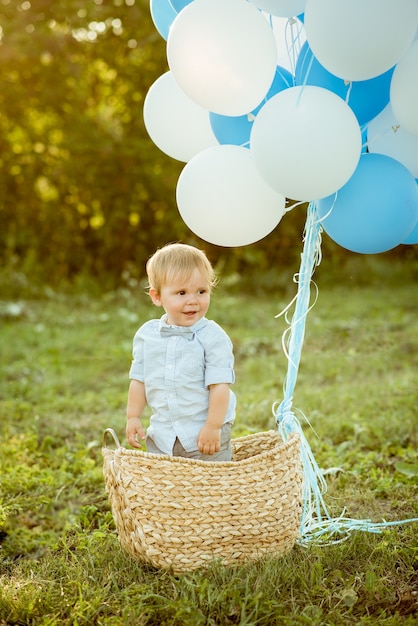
0, 0, 416, 291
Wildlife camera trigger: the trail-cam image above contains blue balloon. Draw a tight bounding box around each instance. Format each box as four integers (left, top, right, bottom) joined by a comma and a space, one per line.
170, 0, 193, 11
295, 41, 393, 126
403, 180, 418, 244
209, 65, 293, 147
209, 113, 252, 148
316, 154, 418, 254
403, 220, 418, 244
150, 0, 177, 40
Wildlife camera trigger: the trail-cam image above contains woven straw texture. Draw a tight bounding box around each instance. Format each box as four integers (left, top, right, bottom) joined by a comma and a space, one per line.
102, 430, 302, 573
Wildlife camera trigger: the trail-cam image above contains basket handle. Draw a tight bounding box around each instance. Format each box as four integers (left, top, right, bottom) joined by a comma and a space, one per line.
102, 428, 121, 449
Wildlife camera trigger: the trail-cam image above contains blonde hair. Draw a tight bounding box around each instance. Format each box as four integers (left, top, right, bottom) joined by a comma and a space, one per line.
146, 243, 217, 295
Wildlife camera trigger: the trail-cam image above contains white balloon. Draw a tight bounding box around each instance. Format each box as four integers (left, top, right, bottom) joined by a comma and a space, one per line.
250, 86, 362, 201
167, 0, 277, 116
367, 104, 418, 178
143, 72, 218, 162
304, 0, 418, 81
390, 40, 418, 137
176, 145, 286, 246
249, 0, 306, 18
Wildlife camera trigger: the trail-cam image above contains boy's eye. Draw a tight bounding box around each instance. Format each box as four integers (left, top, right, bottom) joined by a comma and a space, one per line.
176, 289, 208, 296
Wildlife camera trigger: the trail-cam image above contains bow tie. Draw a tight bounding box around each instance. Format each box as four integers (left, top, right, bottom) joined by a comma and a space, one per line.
160, 325, 195, 338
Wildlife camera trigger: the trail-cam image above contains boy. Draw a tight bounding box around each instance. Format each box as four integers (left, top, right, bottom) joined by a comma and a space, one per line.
126, 243, 236, 461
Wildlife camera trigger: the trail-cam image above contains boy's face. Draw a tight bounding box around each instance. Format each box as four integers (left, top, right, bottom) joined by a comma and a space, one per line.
149, 268, 211, 327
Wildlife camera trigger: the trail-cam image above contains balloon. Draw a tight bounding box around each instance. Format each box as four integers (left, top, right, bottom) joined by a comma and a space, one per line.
208, 113, 253, 149
167, 0, 277, 116
266, 64, 294, 94
367, 104, 418, 178
390, 40, 418, 137
316, 153, 418, 254
143, 71, 218, 162
150, 0, 177, 41
403, 180, 418, 244
176, 145, 286, 247
295, 41, 393, 126
304, 0, 418, 81
248, 1, 306, 18
250, 85, 362, 201
403, 219, 418, 244
209, 65, 293, 147
170, 0, 193, 11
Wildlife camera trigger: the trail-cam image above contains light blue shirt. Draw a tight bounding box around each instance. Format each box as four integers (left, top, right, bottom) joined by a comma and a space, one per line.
129, 314, 236, 455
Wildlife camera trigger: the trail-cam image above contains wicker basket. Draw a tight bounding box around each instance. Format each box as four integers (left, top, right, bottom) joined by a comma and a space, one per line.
102, 429, 302, 573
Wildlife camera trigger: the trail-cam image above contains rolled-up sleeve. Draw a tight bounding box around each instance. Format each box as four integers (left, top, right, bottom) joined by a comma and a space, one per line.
203, 323, 235, 387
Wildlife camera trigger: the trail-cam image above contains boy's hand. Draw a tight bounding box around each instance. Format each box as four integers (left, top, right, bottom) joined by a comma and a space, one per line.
126, 417, 146, 448
197, 425, 221, 456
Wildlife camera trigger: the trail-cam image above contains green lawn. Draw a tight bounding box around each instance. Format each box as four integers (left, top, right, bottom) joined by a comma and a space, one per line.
0, 262, 417, 625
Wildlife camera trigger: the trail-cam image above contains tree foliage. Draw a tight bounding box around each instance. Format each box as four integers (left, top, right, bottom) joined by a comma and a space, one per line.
0, 0, 415, 288
0, 0, 183, 283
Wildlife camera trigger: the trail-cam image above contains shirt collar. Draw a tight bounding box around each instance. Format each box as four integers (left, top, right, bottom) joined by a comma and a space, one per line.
159, 315, 208, 338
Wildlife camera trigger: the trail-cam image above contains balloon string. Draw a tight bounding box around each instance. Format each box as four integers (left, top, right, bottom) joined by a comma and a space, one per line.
276, 278, 319, 370
312, 194, 338, 224
344, 80, 353, 105
266, 15, 303, 78
360, 123, 368, 151
167, 1, 178, 14
296, 42, 314, 105
274, 203, 322, 401
275, 202, 418, 543
284, 200, 308, 213
285, 17, 304, 77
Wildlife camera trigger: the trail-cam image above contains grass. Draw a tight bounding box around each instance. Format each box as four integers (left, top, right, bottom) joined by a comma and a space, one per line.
0, 260, 417, 625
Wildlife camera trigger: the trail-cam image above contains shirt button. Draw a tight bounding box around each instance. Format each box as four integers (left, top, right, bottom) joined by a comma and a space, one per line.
171, 336, 177, 341
169, 393, 175, 398
167, 364, 173, 370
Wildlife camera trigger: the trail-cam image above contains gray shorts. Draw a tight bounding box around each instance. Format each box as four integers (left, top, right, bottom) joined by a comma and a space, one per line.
146, 422, 232, 462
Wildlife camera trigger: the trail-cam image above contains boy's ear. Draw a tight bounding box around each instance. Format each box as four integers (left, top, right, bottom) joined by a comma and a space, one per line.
149, 288, 162, 306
